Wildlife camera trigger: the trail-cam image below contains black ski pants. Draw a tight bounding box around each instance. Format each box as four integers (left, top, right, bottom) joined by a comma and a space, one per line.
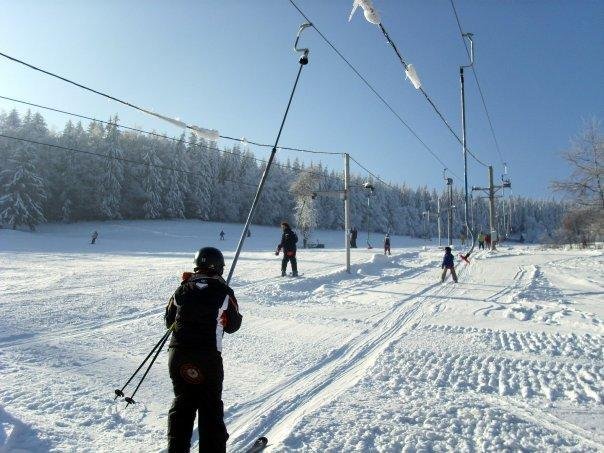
281, 252, 298, 275
168, 348, 228, 453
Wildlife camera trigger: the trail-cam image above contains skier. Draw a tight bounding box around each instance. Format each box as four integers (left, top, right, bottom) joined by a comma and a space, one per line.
246, 228, 251, 238
477, 231, 485, 250
164, 247, 242, 453
350, 227, 358, 248
441, 246, 458, 283
219, 230, 225, 241
460, 232, 467, 246
90, 230, 98, 245
275, 222, 298, 277
485, 233, 492, 249
384, 233, 391, 255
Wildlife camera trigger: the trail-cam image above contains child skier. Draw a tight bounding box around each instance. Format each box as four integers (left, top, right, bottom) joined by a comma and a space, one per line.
90, 230, 98, 244
441, 246, 458, 283
219, 230, 225, 241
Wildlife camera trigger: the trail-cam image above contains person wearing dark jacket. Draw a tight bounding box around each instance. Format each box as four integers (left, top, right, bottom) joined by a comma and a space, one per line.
350, 227, 358, 248
441, 246, 458, 283
276, 222, 298, 276
384, 233, 391, 255
164, 247, 242, 453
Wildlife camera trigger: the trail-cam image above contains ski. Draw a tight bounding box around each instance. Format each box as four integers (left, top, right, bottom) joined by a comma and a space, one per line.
245, 436, 268, 453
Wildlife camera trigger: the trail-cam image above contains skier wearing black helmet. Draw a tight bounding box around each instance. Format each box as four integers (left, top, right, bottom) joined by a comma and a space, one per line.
164, 247, 242, 453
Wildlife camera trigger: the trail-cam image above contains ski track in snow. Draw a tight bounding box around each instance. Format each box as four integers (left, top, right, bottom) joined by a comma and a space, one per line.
226, 255, 449, 450
1, 221, 603, 452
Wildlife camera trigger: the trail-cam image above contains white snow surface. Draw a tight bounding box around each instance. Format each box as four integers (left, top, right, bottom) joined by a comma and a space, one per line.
1, 220, 603, 452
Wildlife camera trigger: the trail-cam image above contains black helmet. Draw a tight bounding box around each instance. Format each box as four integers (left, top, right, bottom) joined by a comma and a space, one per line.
194, 247, 225, 274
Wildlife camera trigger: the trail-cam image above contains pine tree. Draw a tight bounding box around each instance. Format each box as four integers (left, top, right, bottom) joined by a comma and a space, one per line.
291, 170, 320, 243
162, 135, 185, 219
0, 147, 46, 230
98, 116, 124, 219
141, 140, 164, 219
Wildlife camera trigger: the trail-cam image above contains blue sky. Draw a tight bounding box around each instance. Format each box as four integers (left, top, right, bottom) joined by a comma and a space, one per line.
1, 0, 602, 198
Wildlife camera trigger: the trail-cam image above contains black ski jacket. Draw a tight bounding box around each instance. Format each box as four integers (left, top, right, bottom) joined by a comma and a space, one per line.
278, 228, 298, 253
165, 273, 242, 352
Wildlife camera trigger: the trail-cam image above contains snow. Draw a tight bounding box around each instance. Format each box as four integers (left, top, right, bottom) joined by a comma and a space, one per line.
0, 219, 602, 452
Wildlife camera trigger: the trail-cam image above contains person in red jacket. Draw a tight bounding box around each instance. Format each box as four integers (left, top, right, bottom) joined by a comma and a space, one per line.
164, 247, 242, 453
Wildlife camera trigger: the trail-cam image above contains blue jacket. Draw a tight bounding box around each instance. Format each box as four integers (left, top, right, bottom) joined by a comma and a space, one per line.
442, 252, 455, 268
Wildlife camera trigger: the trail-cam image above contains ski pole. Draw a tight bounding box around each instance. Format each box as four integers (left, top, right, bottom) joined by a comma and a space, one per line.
226, 22, 311, 285
114, 327, 172, 400
123, 327, 171, 407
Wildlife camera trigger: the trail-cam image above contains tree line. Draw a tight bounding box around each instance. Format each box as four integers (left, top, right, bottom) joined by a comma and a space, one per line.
0, 108, 567, 242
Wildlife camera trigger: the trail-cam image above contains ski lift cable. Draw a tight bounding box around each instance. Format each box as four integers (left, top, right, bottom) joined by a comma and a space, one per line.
0, 94, 342, 185
378, 23, 490, 168
0, 51, 340, 157
349, 155, 398, 190
219, 134, 341, 156
349, 152, 461, 185
0, 51, 221, 141
362, 10, 489, 169
0, 47, 458, 186
0, 133, 260, 189
287, 0, 462, 179
449, 0, 506, 167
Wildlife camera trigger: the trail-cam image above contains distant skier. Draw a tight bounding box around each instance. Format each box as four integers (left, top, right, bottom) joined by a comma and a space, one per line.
276, 222, 298, 277
164, 247, 242, 453
90, 230, 98, 245
350, 227, 358, 248
384, 233, 391, 255
477, 231, 485, 250
460, 232, 467, 246
441, 246, 458, 283
485, 234, 492, 249
246, 228, 251, 238
219, 230, 225, 241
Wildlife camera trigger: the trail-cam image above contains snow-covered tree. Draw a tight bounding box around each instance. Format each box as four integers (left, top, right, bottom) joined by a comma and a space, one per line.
98, 116, 124, 219
291, 170, 321, 244
0, 148, 46, 230
162, 135, 186, 219
0, 107, 570, 240
141, 139, 164, 219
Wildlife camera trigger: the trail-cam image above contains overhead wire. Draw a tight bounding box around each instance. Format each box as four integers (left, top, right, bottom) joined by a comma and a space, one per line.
375, 22, 489, 168
0, 51, 340, 157
449, 0, 506, 168
0, 94, 342, 185
0, 38, 453, 191
349, 155, 397, 190
287, 0, 463, 181
0, 44, 459, 188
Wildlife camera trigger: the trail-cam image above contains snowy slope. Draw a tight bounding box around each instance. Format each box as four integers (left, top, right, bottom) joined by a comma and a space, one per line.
0, 220, 602, 452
